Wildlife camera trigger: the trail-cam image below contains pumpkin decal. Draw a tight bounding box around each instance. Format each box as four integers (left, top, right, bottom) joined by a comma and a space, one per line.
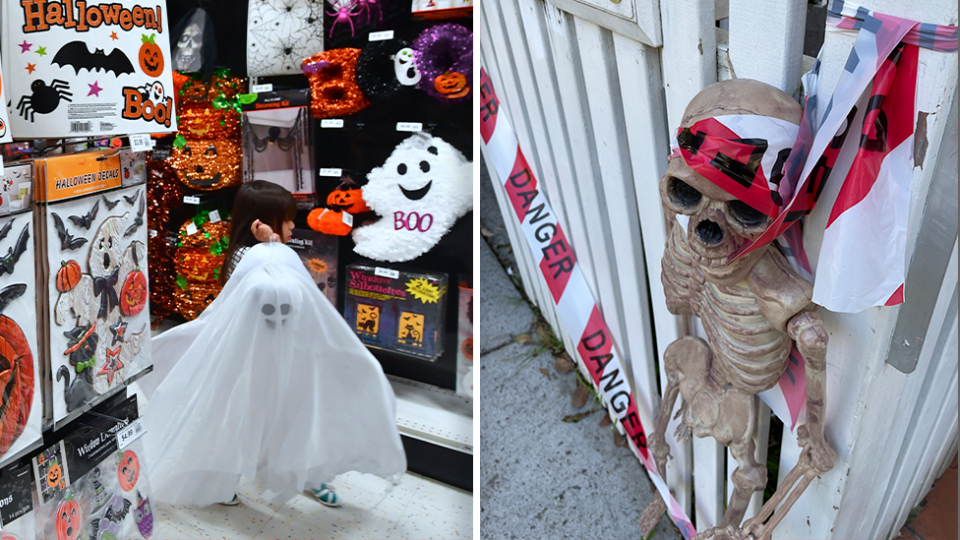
120, 270, 147, 316
433, 71, 470, 99
57, 261, 82, 293
118, 450, 139, 491
47, 463, 63, 488
138, 34, 164, 77
0, 284, 34, 457
326, 186, 370, 214
56, 497, 82, 540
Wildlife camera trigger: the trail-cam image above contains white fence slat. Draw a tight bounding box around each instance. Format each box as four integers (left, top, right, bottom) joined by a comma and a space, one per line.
542, 11, 631, 358
694, 437, 725, 528
515, 0, 603, 304
660, 0, 717, 131
481, 0, 564, 333
728, 0, 807, 93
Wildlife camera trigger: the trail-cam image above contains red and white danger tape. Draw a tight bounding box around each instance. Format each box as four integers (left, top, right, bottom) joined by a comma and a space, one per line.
479, 67, 698, 539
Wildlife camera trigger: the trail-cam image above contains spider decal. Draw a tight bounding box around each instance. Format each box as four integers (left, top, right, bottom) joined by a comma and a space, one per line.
17, 79, 72, 122
327, 0, 359, 39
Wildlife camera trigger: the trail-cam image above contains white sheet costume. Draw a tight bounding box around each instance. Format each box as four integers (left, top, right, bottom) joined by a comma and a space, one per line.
140, 242, 406, 506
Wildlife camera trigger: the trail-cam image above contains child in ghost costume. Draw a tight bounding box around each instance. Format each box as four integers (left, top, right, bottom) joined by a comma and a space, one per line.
140, 182, 406, 507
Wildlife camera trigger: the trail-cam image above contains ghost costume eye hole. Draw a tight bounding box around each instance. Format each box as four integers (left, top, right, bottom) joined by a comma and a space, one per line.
397, 163, 407, 175
262, 304, 275, 315
419, 160, 430, 173
280, 304, 291, 315
668, 177, 702, 207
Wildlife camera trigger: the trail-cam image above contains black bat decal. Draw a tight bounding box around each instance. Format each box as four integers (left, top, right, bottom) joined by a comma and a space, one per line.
52, 212, 88, 251
102, 194, 121, 210
0, 221, 13, 244
123, 190, 140, 206
0, 284, 26, 315
68, 199, 99, 229
52, 41, 135, 76
0, 223, 30, 277
124, 196, 145, 238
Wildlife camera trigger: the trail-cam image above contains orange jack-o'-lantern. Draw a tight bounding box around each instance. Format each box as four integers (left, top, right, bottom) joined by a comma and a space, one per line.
177, 73, 247, 106
177, 103, 241, 140
138, 34, 164, 78
57, 260, 82, 293
326, 186, 369, 214
0, 285, 34, 457
170, 139, 242, 191
307, 208, 352, 236
56, 498, 81, 540
118, 450, 140, 491
47, 463, 62, 488
176, 219, 230, 320
120, 270, 148, 316
434, 71, 470, 99
176, 248, 220, 284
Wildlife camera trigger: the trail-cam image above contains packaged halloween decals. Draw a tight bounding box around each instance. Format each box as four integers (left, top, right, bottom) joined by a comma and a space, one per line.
0, 210, 43, 469
0, 164, 35, 215
287, 229, 337, 305
0, 460, 38, 539
1, 0, 177, 138
344, 263, 447, 361
36, 178, 151, 424
352, 133, 471, 263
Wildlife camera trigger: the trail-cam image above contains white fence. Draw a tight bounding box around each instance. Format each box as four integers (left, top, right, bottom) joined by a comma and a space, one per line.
479, 0, 959, 538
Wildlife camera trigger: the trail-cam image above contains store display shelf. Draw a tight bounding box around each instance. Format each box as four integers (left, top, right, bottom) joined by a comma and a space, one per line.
388, 375, 472, 455
52, 365, 153, 432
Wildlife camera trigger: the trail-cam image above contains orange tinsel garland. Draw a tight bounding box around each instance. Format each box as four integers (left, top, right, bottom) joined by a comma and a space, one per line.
302, 48, 369, 119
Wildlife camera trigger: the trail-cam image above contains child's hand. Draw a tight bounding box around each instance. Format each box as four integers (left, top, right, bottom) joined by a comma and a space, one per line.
252, 220, 281, 243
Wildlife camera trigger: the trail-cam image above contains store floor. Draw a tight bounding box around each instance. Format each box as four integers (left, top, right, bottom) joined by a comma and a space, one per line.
148, 467, 471, 539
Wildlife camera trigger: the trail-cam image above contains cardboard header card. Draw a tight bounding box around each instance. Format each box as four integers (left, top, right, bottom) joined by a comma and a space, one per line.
2, 0, 177, 138
34, 150, 123, 202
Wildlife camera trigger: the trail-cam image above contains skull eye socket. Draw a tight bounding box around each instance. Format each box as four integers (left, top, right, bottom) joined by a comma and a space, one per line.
669, 177, 702, 207
728, 200, 766, 228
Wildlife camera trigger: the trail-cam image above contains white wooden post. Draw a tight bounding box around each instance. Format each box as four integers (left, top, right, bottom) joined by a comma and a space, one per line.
728, 0, 807, 93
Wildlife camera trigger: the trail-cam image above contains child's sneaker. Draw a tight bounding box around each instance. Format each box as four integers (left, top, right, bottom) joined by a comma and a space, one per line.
312, 483, 342, 507
218, 494, 241, 506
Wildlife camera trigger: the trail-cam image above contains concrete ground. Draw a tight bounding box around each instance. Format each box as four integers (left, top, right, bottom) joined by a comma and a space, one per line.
479, 163, 681, 540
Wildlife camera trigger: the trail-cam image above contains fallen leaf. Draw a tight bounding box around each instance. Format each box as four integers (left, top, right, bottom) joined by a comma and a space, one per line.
481, 226, 496, 238
614, 430, 627, 447
562, 408, 598, 423
571, 385, 590, 408
535, 320, 552, 343
539, 368, 550, 378
554, 353, 575, 373
599, 413, 612, 427
514, 334, 533, 345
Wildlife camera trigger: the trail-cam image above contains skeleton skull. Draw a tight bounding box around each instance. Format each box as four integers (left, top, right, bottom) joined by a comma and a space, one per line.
175, 15, 205, 72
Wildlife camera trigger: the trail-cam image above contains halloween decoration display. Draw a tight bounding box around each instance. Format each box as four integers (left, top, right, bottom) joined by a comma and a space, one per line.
177, 102, 242, 141
176, 71, 246, 106
174, 216, 231, 320
0, 213, 42, 466
411, 24, 472, 102
170, 138, 243, 191
344, 263, 447, 360
642, 79, 835, 540
143, 243, 406, 506
287, 229, 338, 305
356, 39, 414, 100
307, 179, 369, 236
242, 103, 315, 207
247, 0, 325, 77
1, 0, 177, 137
146, 159, 182, 326
353, 133, 471, 262
302, 48, 370, 119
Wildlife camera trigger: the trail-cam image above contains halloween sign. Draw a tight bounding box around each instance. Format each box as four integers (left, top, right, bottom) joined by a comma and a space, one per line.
0, 212, 42, 468
1, 0, 177, 138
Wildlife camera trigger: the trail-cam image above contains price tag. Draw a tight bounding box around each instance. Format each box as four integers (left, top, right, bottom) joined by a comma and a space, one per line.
342, 212, 354, 227
321, 119, 344, 128
369, 30, 395, 41
150, 138, 157, 148
0, 156, 4, 177
251, 83, 273, 93
128, 134, 151, 152
185, 223, 198, 236
374, 267, 400, 279
209, 210, 221, 223
183, 195, 200, 205
117, 419, 145, 450
396, 122, 423, 133
319, 168, 342, 177
149, 230, 158, 238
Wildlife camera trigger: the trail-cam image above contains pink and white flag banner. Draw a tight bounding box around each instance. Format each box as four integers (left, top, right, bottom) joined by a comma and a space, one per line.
480, 68, 697, 539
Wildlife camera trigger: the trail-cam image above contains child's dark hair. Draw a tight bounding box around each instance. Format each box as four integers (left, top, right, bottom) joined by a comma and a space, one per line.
220, 181, 297, 284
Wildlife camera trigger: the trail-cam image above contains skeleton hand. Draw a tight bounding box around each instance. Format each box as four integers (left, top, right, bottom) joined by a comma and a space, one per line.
650, 437, 670, 478
692, 525, 746, 540
797, 424, 836, 474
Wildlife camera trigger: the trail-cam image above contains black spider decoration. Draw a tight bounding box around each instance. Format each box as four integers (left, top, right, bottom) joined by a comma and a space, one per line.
17, 79, 73, 122
243, 108, 310, 192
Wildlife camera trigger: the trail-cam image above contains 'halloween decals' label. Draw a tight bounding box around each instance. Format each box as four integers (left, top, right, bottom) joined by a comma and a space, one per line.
4, 0, 176, 138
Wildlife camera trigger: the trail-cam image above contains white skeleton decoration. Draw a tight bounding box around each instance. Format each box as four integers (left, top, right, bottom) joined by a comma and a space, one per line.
174, 12, 206, 73
644, 79, 836, 540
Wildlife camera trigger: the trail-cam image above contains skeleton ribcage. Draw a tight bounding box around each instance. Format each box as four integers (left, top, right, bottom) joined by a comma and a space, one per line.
662, 224, 791, 393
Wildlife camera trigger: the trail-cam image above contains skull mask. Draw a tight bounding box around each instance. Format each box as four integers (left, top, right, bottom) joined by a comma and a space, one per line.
659, 79, 802, 286
174, 11, 208, 72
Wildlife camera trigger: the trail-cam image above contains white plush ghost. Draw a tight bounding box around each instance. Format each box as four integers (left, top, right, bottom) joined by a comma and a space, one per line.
353, 133, 471, 263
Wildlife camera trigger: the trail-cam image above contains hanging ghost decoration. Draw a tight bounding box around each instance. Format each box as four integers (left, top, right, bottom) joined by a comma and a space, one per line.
352, 133, 471, 263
